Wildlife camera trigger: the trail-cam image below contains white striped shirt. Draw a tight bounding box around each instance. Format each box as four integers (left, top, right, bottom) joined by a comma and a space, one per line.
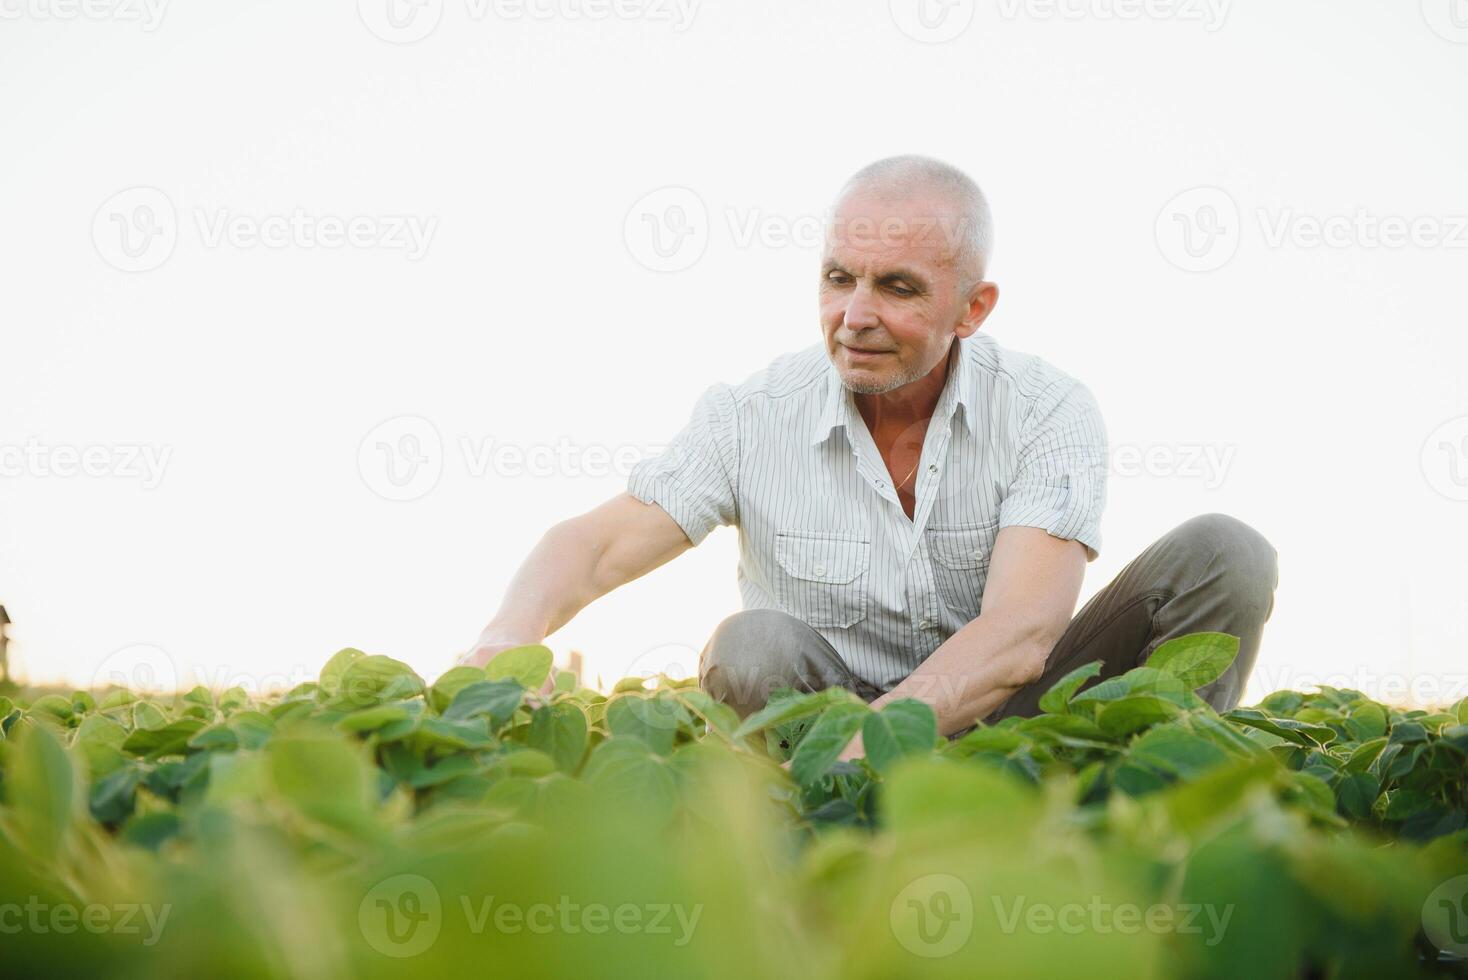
627, 331, 1108, 691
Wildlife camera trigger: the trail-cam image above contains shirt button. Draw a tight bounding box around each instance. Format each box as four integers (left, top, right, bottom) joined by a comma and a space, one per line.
928, 464, 938, 473
918, 617, 933, 630
813, 563, 827, 576
973, 549, 984, 559
875, 480, 886, 489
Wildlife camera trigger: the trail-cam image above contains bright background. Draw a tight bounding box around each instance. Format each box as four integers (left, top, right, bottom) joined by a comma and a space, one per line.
2, 0, 1466, 706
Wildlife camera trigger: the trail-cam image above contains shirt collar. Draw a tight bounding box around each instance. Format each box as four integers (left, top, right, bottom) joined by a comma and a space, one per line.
810, 336, 976, 446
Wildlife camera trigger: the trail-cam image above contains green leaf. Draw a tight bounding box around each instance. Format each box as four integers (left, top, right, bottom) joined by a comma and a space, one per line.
132, 701, 167, 730
485, 645, 554, 692
335, 701, 419, 735
1096, 695, 1181, 737
1037, 660, 1103, 715
89, 765, 142, 825
527, 703, 588, 774
1071, 668, 1186, 716
1343, 736, 1387, 774
1345, 703, 1387, 741
121, 718, 208, 759
29, 694, 75, 724
1147, 632, 1239, 691
74, 715, 129, 778
1388, 721, 1428, 745
230, 711, 276, 750
181, 686, 214, 713
861, 699, 937, 773
120, 812, 181, 852
98, 689, 138, 711
1335, 772, 1379, 819
1384, 788, 1434, 820
187, 723, 240, 752
218, 687, 251, 712
733, 687, 863, 739
333, 655, 425, 709
2, 722, 76, 863
675, 689, 742, 741
580, 737, 676, 823
1127, 725, 1231, 779
411, 717, 496, 752
790, 702, 870, 786
883, 755, 1038, 833
443, 680, 524, 730
318, 647, 366, 699
606, 693, 684, 755
1226, 708, 1335, 747
429, 665, 487, 713
266, 735, 376, 834
1282, 770, 1338, 821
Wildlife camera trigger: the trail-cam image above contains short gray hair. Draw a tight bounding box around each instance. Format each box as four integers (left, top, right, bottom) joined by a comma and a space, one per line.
835, 154, 994, 282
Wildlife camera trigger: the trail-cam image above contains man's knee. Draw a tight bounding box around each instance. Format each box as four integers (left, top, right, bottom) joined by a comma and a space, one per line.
1171, 512, 1279, 619
700, 609, 814, 718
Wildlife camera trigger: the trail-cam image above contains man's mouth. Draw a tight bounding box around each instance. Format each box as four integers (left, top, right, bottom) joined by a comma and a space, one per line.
842, 344, 892, 356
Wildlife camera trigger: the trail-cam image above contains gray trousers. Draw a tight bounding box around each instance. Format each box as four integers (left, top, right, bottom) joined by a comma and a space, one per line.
699, 513, 1280, 725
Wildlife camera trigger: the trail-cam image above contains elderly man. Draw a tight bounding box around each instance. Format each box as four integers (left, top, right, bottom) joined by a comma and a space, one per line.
462, 155, 1279, 752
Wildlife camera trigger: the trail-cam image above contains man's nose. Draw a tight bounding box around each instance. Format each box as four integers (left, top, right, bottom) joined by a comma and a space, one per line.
842, 283, 881, 332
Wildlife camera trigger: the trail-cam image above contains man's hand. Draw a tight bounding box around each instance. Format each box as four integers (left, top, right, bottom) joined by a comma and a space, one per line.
458, 632, 556, 696
457, 635, 528, 669
875, 526, 1086, 735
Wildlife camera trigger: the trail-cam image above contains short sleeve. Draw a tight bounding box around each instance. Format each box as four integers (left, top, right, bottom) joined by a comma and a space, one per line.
998, 379, 1108, 562
627, 383, 740, 546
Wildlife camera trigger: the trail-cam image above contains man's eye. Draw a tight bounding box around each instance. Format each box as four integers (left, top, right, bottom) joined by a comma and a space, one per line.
888, 283, 915, 297
826, 272, 853, 285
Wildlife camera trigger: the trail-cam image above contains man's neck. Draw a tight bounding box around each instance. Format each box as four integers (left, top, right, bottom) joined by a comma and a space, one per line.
853, 340, 956, 434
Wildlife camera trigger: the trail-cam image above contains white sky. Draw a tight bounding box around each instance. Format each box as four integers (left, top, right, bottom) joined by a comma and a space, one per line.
2, 0, 1466, 708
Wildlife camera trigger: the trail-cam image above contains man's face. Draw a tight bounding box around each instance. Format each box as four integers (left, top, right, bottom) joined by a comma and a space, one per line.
819, 188, 978, 395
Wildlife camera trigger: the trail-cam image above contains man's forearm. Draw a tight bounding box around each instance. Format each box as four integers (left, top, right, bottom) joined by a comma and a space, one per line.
479, 521, 605, 645
872, 609, 1057, 736
473, 495, 696, 659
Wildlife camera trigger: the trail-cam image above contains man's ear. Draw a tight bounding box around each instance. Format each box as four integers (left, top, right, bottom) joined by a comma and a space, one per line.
956, 280, 1000, 338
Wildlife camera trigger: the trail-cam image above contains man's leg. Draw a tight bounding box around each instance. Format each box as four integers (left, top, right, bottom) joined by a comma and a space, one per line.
986, 512, 1280, 723
700, 609, 882, 719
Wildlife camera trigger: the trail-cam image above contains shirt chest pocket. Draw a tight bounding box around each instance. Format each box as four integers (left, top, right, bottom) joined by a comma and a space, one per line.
773, 530, 871, 629
927, 520, 999, 623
